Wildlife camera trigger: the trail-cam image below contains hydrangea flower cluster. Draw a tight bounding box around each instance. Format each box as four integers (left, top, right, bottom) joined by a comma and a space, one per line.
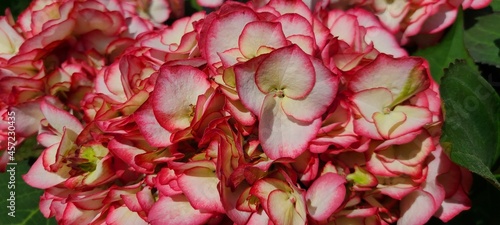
312, 0, 491, 44
0, 0, 475, 224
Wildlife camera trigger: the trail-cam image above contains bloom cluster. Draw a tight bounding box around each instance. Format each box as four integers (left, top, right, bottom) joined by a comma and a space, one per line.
0, 0, 473, 224
313, 0, 491, 45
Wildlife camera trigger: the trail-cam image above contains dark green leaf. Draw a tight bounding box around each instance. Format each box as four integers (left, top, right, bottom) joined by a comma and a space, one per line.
464, 11, 500, 67
440, 61, 500, 189
491, 0, 500, 12
0, 0, 31, 19
413, 8, 476, 82
0, 160, 57, 225
15, 136, 44, 162
190, 0, 203, 12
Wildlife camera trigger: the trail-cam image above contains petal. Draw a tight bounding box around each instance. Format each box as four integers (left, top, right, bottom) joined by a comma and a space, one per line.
329, 13, 359, 47
306, 173, 346, 221
177, 167, 225, 213
40, 99, 83, 134
398, 190, 437, 225
134, 98, 172, 147
274, 14, 314, 54
267, 190, 306, 225
353, 117, 384, 140
239, 21, 287, 59
364, 27, 407, 57
255, 45, 315, 99
19, 20, 75, 53
378, 132, 434, 166
250, 178, 293, 214
106, 206, 148, 225
259, 95, 321, 159
373, 110, 407, 139
220, 182, 252, 224
388, 105, 432, 139
61, 202, 99, 225
434, 187, 471, 222
22, 152, 66, 189
281, 58, 338, 122
234, 55, 267, 116
205, 8, 258, 66
225, 98, 257, 126
107, 139, 148, 173
148, 195, 214, 225
349, 55, 429, 105
351, 87, 393, 122
152, 65, 210, 131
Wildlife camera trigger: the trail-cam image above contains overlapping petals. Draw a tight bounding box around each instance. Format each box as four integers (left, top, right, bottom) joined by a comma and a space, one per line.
0, 0, 474, 225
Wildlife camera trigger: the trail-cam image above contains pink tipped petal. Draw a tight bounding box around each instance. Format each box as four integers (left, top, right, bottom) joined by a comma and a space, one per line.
38, 133, 60, 147
134, 98, 172, 147
365, 150, 399, 177
61, 202, 99, 225
353, 118, 384, 140
275, 14, 314, 54
42, 144, 60, 169
349, 55, 428, 104
329, 14, 359, 46
152, 65, 210, 131
255, 45, 315, 99
234, 56, 267, 116
259, 95, 321, 159
22, 154, 66, 189
239, 21, 287, 58
205, 9, 258, 66
220, 183, 252, 224
40, 100, 83, 134
398, 190, 436, 225
364, 27, 407, 57
225, 98, 257, 126
434, 188, 471, 222
177, 167, 225, 213
107, 139, 148, 173
280, 59, 338, 122
378, 132, 435, 167
375, 130, 421, 150
148, 195, 214, 225
306, 173, 346, 221
285, 35, 315, 55
250, 178, 292, 213
388, 106, 432, 138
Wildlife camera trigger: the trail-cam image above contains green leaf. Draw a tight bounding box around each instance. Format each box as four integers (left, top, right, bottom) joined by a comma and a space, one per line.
491, 0, 500, 12
0, 160, 57, 225
190, 0, 203, 12
15, 136, 44, 162
440, 61, 500, 190
464, 11, 500, 67
413, 8, 476, 83
0, 0, 31, 19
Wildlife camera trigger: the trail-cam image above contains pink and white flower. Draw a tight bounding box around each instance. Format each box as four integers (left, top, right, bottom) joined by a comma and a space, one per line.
0, 0, 474, 224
